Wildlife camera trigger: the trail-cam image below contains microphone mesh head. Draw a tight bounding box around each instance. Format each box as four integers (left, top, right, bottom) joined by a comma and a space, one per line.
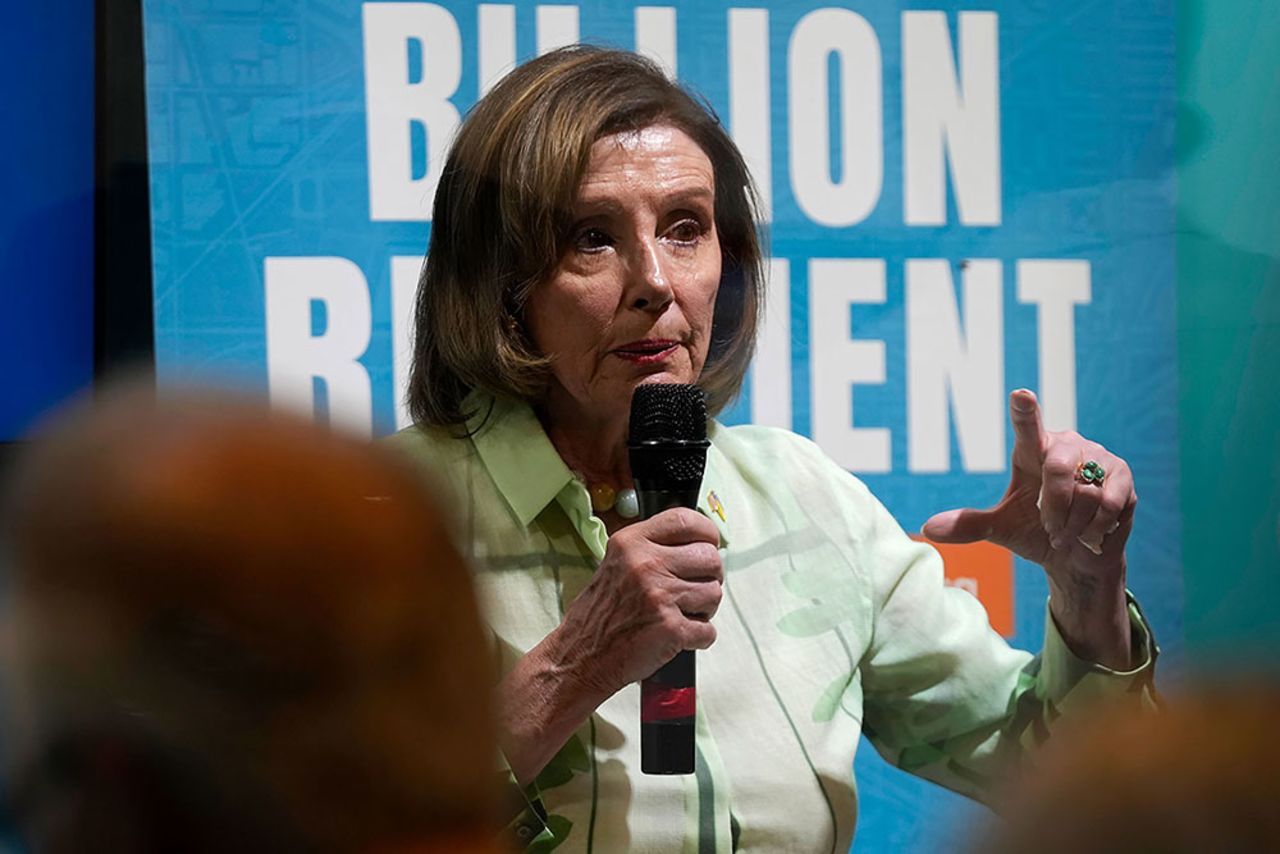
628, 384, 707, 444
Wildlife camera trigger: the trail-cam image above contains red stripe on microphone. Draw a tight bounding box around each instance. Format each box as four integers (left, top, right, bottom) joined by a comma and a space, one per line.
641, 684, 696, 722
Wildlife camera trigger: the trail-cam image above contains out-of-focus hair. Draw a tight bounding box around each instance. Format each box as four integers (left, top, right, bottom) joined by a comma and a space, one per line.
975, 683, 1280, 854
408, 45, 764, 428
1, 387, 499, 852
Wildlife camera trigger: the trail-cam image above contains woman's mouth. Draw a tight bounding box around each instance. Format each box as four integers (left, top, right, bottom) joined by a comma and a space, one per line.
613, 339, 679, 364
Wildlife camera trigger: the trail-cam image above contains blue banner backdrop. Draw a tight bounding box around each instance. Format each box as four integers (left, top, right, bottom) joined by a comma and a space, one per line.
141, 2, 1181, 850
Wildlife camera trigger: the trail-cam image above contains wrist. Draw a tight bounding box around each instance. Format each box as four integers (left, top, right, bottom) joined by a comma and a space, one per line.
1046, 573, 1132, 670
537, 622, 618, 710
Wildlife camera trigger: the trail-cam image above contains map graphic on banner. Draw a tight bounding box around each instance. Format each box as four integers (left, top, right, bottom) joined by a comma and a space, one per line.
141, 2, 1181, 849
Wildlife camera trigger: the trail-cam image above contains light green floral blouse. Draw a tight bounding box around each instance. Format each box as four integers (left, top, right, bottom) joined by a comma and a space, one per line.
388, 393, 1157, 854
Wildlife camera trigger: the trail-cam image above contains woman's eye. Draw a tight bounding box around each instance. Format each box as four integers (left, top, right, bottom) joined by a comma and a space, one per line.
575, 228, 612, 252
667, 219, 704, 244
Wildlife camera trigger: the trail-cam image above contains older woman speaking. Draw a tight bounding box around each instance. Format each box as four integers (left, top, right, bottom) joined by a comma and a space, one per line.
390, 46, 1156, 853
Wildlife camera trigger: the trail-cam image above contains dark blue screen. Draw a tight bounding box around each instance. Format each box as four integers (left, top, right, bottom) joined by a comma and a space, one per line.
0, 1, 95, 439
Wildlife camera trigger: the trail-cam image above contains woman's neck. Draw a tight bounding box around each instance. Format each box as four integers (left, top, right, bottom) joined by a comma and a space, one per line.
537, 396, 632, 489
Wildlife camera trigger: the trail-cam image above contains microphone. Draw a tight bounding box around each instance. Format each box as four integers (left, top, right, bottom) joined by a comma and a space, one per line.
628, 383, 710, 776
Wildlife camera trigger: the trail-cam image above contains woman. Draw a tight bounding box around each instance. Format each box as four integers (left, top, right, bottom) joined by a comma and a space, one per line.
391, 46, 1156, 852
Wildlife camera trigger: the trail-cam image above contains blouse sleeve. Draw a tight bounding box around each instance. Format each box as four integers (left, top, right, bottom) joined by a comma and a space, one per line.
854, 485, 1159, 801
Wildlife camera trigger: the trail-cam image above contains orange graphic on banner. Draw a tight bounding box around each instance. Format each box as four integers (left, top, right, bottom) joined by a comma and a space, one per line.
911, 536, 1015, 637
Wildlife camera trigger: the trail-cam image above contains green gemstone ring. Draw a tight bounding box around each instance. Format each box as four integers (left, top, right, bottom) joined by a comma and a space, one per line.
1077, 460, 1106, 486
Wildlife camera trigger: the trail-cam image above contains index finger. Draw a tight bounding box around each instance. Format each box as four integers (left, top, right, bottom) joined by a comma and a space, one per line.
1010, 388, 1047, 459
639, 506, 721, 548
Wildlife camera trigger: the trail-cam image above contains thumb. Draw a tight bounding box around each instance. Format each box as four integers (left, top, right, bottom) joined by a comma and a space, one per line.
1009, 388, 1047, 464
921, 507, 995, 544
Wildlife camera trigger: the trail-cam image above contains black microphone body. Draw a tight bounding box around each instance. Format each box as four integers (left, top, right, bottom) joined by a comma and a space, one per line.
628, 384, 709, 776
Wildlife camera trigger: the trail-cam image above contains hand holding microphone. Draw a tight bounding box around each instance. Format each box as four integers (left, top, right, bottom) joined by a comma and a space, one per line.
546, 384, 716, 776
498, 494, 720, 787
557, 507, 721, 693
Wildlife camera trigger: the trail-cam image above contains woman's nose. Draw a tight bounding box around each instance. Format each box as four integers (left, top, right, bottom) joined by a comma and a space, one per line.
628, 237, 673, 311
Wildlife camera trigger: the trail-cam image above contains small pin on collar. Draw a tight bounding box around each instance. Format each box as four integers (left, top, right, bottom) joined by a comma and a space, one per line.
707, 490, 725, 522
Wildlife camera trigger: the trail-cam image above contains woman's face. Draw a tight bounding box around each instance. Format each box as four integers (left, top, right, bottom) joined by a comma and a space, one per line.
524, 123, 721, 426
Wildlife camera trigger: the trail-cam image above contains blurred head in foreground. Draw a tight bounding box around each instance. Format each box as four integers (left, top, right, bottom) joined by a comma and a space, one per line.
976, 684, 1280, 854
0, 388, 500, 853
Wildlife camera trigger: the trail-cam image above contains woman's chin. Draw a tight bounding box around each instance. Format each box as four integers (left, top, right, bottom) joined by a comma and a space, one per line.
631, 367, 698, 391
546, 363, 701, 427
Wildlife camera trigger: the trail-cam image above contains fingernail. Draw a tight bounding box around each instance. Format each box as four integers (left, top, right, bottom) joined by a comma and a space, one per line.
1049, 534, 1065, 550
1011, 390, 1035, 412
1077, 535, 1102, 555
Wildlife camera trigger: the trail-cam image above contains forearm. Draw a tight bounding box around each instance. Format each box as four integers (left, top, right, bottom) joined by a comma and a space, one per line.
497, 624, 610, 786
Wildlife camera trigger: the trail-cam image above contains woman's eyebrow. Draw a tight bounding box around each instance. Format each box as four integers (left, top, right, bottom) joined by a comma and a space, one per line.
572, 197, 626, 218
665, 186, 715, 210
665, 185, 716, 204
574, 185, 715, 216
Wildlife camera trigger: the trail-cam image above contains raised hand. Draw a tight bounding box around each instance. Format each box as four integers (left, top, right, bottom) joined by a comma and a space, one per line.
922, 389, 1136, 668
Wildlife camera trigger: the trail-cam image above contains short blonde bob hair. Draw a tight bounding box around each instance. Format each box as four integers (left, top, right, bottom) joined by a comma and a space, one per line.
407, 45, 764, 428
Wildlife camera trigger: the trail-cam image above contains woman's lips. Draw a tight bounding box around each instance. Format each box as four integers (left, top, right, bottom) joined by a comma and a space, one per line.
613, 340, 679, 364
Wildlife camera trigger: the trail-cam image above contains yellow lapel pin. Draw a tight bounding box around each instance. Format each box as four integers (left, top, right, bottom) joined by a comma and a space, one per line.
707, 490, 726, 522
